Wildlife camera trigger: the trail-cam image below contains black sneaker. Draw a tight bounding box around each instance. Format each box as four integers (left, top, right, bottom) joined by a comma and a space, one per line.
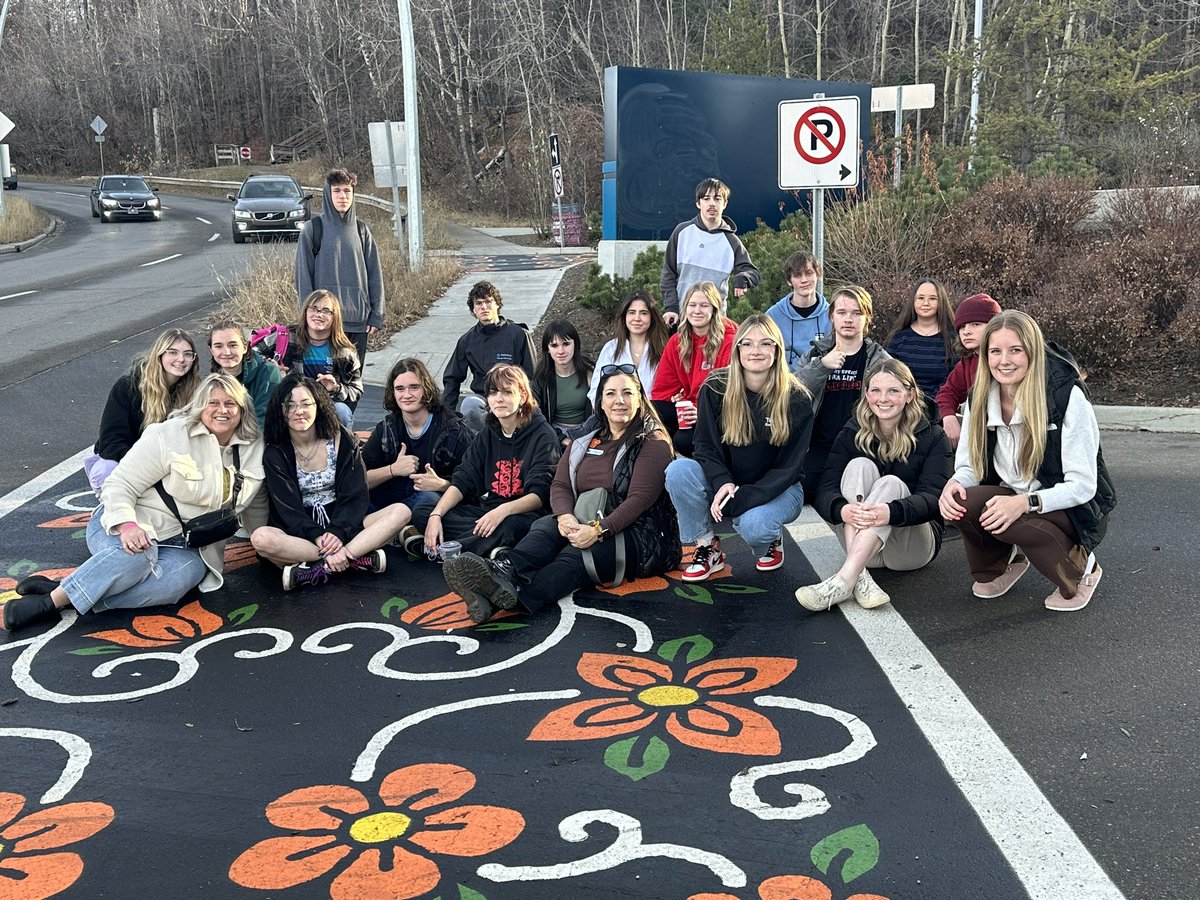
398, 525, 425, 557
15, 574, 61, 595
350, 550, 387, 574
2, 593, 59, 631
282, 561, 331, 592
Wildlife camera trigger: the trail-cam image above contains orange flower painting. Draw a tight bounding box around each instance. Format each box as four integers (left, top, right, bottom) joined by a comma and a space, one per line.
0, 792, 115, 900
229, 763, 524, 899
400, 593, 518, 631
528, 652, 796, 755
83, 600, 224, 648
691, 874, 888, 900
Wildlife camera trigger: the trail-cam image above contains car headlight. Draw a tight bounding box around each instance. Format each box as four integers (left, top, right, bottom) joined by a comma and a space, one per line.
147, 197, 160, 208
101, 198, 118, 208
234, 209, 251, 219
287, 208, 305, 219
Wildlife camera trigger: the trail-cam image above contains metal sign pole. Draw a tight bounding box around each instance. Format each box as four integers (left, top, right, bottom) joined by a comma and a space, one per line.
893, 86, 904, 188
812, 188, 825, 296
382, 120, 406, 265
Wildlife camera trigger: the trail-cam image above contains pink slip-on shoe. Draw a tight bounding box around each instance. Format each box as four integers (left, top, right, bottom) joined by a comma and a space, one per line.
971, 558, 1030, 599
1045, 565, 1103, 612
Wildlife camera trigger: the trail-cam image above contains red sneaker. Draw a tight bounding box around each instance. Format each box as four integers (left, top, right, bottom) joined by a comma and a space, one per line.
755, 538, 784, 571
681, 539, 726, 582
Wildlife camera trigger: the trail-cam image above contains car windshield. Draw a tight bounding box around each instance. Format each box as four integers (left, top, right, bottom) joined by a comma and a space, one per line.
102, 177, 149, 192
242, 180, 299, 199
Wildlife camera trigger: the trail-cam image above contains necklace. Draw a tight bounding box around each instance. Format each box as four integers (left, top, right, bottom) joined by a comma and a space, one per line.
294, 440, 322, 465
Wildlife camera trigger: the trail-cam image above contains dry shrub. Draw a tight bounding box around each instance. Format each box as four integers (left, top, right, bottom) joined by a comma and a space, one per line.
0, 195, 51, 244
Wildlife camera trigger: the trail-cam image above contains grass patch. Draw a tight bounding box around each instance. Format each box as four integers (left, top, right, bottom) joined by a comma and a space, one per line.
0, 195, 51, 244
211, 237, 463, 349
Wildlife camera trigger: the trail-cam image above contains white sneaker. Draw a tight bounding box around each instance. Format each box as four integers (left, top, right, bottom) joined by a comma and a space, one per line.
853, 569, 891, 609
795, 575, 853, 612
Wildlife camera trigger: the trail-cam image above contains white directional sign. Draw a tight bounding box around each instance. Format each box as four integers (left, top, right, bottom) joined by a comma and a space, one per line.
90, 116, 108, 136
551, 165, 564, 198
0, 111, 14, 143
871, 83, 936, 113
778, 96, 861, 190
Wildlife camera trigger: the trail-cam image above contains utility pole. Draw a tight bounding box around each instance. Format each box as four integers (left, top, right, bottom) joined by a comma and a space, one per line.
394, 0, 424, 267
0, 0, 12, 220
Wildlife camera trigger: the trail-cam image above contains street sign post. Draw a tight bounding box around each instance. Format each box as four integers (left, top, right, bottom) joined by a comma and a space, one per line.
0, 112, 13, 217
91, 116, 108, 172
548, 133, 564, 248
871, 83, 936, 187
778, 96, 860, 190
239, 146, 252, 162
369, 120, 409, 249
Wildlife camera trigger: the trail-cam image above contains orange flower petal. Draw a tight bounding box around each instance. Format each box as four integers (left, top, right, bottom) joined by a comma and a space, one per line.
330, 846, 440, 900
378, 763, 475, 811
3, 802, 114, 852
596, 575, 669, 596
527, 698, 657, 742
410, 805, 525, 857
759, 875, 833, 900
689, 894, 742, 900
576, 653, 673, 691
0, 578, 15, 591
37, 512, 94, 529
82, 629, 174, 648
846, 895, 890, 900
0, 851, 84, 899
686, 657, 797, 695
0, 793, 26, 829
121, 614, 199, 642
176, 600, 224, 634
666, 701, 782, 756
401, 593, 476, 630
265, 785, 369, 830
229, 834, 349, 890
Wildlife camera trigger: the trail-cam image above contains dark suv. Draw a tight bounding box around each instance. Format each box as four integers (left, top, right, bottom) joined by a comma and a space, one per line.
229, 175, 312, 243
90, 175, 161, 221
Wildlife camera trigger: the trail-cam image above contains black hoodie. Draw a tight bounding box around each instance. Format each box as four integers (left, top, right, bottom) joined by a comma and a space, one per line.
442, 317, 537, 410
451, 411, 561, 511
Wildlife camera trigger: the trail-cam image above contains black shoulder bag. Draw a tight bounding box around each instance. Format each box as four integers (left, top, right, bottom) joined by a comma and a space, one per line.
154, 446, 244, 548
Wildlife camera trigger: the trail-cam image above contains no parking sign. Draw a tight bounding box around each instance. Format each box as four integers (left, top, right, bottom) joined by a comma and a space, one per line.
778, 96, 861, 190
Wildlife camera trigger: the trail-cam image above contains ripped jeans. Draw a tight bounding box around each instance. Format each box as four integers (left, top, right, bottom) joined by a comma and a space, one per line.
60, 506, 209, 615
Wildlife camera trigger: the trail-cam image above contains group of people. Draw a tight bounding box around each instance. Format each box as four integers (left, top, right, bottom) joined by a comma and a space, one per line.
1, 174, 1115, 634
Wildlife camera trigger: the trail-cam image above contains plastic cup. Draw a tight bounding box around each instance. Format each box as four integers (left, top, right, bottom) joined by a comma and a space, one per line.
675, 399, 696, 429
438, 541, 462, 561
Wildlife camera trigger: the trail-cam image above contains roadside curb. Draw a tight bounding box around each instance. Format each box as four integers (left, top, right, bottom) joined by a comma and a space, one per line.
1094, 405, 1200, 435
0, 215, 57, 254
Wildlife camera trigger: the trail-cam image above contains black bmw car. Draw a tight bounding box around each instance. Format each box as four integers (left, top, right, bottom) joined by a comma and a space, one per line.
90, 175, 161, 222
228, 174, 312, 243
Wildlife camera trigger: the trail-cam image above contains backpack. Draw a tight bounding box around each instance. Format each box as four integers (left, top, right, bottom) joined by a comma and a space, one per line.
249, 323, 290, 364
310, 216, 370, 256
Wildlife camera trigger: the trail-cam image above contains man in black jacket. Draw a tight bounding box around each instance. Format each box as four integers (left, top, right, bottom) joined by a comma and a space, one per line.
442, 281, 537, 431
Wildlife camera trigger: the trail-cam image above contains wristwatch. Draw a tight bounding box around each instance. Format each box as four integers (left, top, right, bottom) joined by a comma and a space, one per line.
1027, 492, 1042, 513
588, 520, 613, 543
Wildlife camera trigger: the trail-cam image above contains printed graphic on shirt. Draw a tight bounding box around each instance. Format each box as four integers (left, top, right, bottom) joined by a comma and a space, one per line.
491, 459, 524, 497
825, 364, 863, 394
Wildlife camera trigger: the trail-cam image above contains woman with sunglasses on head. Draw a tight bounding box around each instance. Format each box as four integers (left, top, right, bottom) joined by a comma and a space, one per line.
5, 374, 268, 632
533, 320, 594, 444
665, 315, 814, 582
86, 328, 203, 494
796, 359, 952, 612
589, 290, 669, 407
363, 358, 471, 552
441, 365, 680, 624
250, 374, 408, 591
938, 311, 1115, 612
281, 290, 363, 430
422, 364, 561, 560
650, 281, 738, 457
207, 319, 282, 423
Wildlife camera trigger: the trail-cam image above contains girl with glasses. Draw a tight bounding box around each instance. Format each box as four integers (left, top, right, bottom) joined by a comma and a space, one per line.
85, 328, 202, 494
207, 319, 282, 423
250, 374, 408, 590
665, 315, 814, 581
883, 278, 958, 420
797, 359, 952, 612
280, 290, 363, 430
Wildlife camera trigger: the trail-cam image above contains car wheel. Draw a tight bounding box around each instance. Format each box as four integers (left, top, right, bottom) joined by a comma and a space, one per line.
232, 228, 246, 244
91, 204, 99, 218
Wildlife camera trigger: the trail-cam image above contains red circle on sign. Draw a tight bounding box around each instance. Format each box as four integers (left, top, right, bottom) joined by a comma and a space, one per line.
793, 106, 846, 165
240, 146, 252, 159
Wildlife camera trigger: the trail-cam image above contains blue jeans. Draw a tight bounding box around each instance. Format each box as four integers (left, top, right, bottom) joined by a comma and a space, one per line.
665, 458, 805, 556
60, 506, 209, 614
334, 401, 355, 430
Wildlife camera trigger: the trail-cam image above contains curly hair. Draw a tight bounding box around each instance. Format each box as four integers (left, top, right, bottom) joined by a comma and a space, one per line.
264, 373, 341, 446
383, 357, 443, 415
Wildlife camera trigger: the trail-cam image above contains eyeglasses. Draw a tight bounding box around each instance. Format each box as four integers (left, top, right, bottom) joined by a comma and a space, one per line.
473, 298, 498, 308
308, 307, 335, 318
600, 364, 638, 377
737, 339, 777, 351
284, 401, 317, 412
162, 349, 197, 360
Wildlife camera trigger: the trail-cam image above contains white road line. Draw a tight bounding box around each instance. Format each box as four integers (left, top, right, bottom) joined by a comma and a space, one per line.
0, 290, 38, 301
787, 509, 1126, 900
195, 217, 211, 225
139, 253, 182, 267
207, 233, 219, 242
54, 191, 79, 197
0, 447, 92, 522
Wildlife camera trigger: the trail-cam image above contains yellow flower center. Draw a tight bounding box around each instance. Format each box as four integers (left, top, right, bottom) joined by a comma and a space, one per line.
637, 685, 700, 707
349, 811, 413, 844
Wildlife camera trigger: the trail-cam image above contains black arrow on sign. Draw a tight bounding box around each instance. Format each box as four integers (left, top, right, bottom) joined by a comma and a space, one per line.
839, 164, 851, 180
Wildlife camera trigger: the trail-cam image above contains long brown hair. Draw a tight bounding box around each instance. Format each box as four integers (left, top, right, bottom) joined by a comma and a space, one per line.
294, 290, 356, 358
884, 278, 956, 363
613, 291, 668, 369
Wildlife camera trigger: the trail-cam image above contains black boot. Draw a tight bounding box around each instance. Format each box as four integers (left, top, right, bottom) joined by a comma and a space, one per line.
15, 574, 60, 595
487, 554, 523, 610
2, 594, 60, 631
442, 554, 497, 625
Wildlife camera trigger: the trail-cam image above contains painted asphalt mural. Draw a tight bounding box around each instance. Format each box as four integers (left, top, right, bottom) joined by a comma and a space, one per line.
1, 473, 1030, 899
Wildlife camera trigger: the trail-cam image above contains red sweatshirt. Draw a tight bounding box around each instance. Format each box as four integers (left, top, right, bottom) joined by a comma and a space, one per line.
935, 354, 980, 419
651, 319, 738, 403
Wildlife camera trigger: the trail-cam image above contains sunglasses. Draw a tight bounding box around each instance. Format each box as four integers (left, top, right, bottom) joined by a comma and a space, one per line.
600, 363, 638, 377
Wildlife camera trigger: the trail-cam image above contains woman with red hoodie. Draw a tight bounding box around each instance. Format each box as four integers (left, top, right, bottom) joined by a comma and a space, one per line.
651, 281, 738, 457
934, 293, 1002, 448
